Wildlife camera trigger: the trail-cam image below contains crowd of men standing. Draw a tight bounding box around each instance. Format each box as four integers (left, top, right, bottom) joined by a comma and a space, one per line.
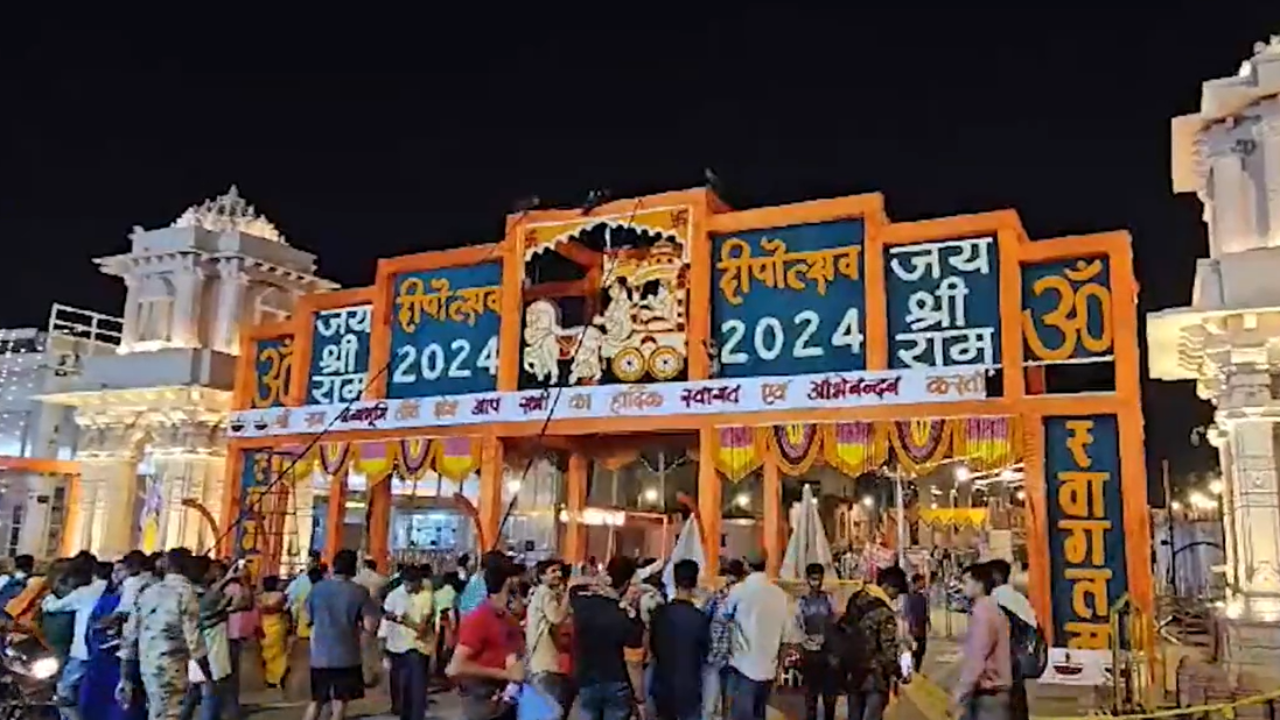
0, 546, 1038, 720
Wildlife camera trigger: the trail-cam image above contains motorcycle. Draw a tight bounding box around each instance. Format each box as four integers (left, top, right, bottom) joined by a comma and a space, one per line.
0, 630, 60, 720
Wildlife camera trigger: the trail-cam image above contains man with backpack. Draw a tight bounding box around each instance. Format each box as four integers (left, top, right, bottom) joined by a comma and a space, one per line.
987, 559, 1044, 720
839, 566, 908, 720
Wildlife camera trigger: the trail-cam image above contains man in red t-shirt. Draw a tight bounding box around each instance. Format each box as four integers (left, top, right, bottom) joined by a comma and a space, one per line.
447, 554, 524, 720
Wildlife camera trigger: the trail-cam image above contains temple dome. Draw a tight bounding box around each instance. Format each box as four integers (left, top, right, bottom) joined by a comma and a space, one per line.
171, 185, 286, 243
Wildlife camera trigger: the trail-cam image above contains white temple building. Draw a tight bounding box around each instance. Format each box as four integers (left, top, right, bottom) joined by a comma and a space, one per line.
1147, 36, 1280, 671
29, 187, 335, 560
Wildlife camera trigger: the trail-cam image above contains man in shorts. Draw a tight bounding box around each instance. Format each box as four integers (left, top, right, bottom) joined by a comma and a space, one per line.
303, 549, 379, 720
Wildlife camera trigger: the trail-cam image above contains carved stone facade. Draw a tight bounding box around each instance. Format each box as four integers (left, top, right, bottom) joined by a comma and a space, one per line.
1149, 37, 1280, 673
37, 187, 334, 559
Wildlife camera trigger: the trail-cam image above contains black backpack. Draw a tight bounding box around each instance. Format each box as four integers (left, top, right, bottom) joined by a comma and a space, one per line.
835, 593, 880, 681
1001, 606, 1047, 680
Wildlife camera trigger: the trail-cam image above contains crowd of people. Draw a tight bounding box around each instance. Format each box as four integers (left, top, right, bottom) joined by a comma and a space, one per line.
0, 545, 1041, 720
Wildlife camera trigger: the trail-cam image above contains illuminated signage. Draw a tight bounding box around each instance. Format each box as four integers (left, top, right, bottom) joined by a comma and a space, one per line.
885, 237, 1000, 368
1045, 414, 1128, 649
388, 264, 502, 398
712, 221, 866, 378
1022, 257, 1114, 363
307, 305, 372, 405
252, 337, 294, 408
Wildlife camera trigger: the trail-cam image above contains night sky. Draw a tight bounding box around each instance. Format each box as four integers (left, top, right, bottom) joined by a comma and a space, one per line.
5, 9, 1278, 496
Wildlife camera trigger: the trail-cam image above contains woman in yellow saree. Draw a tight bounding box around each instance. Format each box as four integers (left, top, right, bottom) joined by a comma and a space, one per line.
258, 576, 290, 688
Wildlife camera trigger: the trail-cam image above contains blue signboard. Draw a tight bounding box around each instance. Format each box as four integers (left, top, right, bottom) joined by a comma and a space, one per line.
234, 450, 269, 560
884, 237, 1001, 368
711, 220, 866, 378
252, 337, 293, 408
1045, 414, 1129, 649
388, 263, 502, 398
307, 304, 372, 405
1022, 257, 1113, 364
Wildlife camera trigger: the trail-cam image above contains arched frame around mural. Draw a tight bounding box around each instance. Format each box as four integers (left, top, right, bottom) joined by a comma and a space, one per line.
222, 188, 1150, 653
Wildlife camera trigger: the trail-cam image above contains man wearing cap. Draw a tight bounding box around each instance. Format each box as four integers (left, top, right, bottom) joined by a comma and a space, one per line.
724, 552, 790, 720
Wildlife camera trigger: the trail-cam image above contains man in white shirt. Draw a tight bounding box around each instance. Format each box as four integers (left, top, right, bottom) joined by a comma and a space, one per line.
114, 551, 156, 619
356, 558, 389, 599
44, 559, 108, 719
286, 553, 324, 614
380, 565, 434, 720
724, 552, 790, 720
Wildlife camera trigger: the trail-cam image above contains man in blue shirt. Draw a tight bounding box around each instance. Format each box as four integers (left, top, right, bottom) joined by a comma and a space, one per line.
649, 559, 710, 720
904, 573, 931, 673
303, 549, 379, 720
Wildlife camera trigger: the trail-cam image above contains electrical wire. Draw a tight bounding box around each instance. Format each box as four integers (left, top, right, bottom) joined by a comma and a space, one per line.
213, 202, 547, 556
491, 198, 648, 549
217, 195, 650, 560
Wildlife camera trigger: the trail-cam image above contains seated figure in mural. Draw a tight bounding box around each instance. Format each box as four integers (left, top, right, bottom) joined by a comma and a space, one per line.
593, 280, 635, 356
636, 283, 679, 331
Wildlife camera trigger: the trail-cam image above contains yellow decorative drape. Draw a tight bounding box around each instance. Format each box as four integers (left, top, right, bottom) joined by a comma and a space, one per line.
887, 419, 957, 476
353, 444, 396, 487
431, 437, 482, 482
711, 426, 767, 483
821, 422, 888, 478
952, 416, 1022, 471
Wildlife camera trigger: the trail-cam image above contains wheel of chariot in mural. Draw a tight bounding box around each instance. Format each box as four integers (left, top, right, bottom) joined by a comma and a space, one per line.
226, 187, 1152, 676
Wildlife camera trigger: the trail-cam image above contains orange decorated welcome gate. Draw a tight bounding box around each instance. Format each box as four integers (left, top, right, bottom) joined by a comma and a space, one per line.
223, 188, 1150, 655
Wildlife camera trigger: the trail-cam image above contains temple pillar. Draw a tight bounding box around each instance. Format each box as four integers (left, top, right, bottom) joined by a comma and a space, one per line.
170, 260, 205, 348
1256, 105, 1280, 247
82, 459, 139, 559
16, 480, 53, 558
214, 259, 248, 354
121, 276, 141, 349
1148, 38, 1280, 687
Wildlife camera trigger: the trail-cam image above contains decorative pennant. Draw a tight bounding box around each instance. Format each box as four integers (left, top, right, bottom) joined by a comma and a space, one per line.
316, 441, 355, 477
888, 419, 954, 475
396, 437, 434, 481
768, 423, 823, 476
